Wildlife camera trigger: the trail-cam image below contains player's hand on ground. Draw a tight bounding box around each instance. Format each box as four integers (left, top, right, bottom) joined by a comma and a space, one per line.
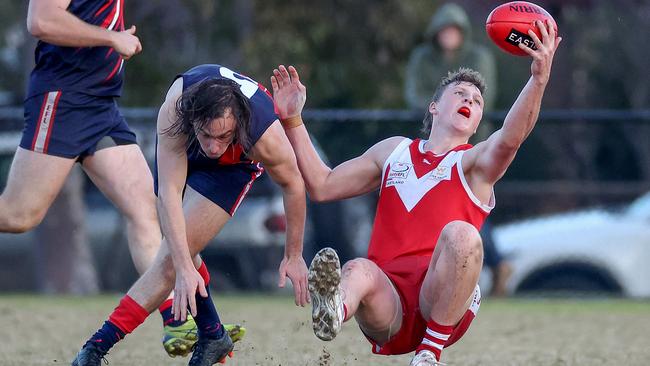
520, 19, 562, 85
271, 65, 306, 119
172, 266, 208, 321
278, 255, 310, 306
111, 25, 143, 60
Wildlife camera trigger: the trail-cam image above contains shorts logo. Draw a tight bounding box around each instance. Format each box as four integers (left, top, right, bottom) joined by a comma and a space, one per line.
32, 91, 61, 154
386, 162, 412, 187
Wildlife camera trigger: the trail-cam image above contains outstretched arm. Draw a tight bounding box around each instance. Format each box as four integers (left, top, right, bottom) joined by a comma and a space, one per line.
249, 121, 308, 306
465, 20, 562, 195
28, 0, 142, 59
156, 78, 208, 320
271, 65, 400, 202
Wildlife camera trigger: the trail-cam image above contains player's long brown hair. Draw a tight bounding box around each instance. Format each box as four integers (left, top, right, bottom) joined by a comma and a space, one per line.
165, 78, 252, 153
422, 67, 487, 134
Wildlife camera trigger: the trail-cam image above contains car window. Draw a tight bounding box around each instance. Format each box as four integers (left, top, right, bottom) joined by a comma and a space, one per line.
626, 192, 650, 220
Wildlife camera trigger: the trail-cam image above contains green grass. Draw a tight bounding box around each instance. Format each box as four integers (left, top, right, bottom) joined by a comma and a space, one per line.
0, 294, 648, 365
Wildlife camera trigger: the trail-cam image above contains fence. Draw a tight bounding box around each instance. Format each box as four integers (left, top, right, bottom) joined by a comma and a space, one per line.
1, 107, 649, 222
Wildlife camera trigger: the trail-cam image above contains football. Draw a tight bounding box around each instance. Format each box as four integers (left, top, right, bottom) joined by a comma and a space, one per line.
485, 1, 557, 56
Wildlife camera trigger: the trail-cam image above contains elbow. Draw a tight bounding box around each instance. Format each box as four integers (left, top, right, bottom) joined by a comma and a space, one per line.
306, 186, 330, 203
27, 17, 48, 38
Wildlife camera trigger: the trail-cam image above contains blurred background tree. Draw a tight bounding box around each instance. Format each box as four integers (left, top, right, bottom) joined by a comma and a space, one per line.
0, 0, 648, 176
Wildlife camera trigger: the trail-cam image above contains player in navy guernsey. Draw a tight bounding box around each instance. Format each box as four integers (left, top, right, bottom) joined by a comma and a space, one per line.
72, 64, 309, 366
2, 0, 247, 361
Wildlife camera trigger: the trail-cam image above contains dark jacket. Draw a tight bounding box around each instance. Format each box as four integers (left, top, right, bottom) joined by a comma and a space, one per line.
404, 3, 497, 111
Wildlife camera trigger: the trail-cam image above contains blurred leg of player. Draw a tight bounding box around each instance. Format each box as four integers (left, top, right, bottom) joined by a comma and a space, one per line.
413, 221, 483, 365
0, 148, 75, 232
72, 187, 234, 366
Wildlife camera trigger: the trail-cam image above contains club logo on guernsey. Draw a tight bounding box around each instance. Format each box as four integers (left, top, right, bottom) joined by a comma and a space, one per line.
386, 148, 461, 212
386, 162, 412, 187
429, 164, 452, 181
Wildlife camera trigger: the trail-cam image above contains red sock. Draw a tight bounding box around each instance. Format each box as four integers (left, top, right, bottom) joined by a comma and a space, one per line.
415, 319, 454, 361
108, 295, 150, 334
197, 262, 211, 285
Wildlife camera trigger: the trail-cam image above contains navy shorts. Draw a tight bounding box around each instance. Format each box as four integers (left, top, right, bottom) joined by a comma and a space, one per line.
21, 91, 137, 159
154, 161, 264, 216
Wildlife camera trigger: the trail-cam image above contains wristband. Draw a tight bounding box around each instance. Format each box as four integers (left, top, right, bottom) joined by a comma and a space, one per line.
280, 115, 304, 129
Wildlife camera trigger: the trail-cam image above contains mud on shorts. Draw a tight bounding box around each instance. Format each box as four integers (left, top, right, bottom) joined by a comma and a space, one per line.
367, 255, 481, 355
21, 91, 137, 160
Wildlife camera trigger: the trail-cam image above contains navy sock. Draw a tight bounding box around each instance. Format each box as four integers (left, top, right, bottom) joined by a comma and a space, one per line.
193, 286, 224, 339
86, 320, 126, 353
159, 299, 184, 327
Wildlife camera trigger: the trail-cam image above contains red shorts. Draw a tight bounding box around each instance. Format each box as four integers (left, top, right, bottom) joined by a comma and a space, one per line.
367, 255, 481, 356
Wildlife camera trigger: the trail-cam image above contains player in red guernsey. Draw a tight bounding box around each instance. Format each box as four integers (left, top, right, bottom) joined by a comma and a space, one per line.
275, 20, 560, 365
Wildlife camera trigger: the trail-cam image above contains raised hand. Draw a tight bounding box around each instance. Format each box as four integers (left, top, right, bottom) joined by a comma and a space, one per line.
271, 65, 307, 119
520, 19, 562, 85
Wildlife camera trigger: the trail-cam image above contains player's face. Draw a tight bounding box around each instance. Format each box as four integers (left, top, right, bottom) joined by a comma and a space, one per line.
431, 82, 483, 135
195, 108, 237, 159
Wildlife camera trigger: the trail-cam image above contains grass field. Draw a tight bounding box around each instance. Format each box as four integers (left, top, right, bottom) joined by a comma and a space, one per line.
0, 294, 649, 365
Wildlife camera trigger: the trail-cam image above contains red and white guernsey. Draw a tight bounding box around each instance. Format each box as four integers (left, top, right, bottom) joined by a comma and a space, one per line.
367, 138, 495, 265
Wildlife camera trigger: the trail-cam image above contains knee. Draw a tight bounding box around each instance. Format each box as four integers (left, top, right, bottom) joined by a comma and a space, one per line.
157, 253, 176, 284
342, 258, 380, 282
439, 221, 483, 263
1, 209, 46, 233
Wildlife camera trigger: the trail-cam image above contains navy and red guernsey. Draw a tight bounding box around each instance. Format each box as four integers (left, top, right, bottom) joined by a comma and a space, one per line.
177, 64, 279, 167
28, 0, 127, 98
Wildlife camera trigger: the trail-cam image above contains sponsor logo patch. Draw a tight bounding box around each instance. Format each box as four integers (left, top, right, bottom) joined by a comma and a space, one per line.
386, 162, 412, 187
506, 28, 538, 51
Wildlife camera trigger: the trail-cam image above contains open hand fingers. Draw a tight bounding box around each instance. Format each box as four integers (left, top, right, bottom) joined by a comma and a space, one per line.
301, 273, 309, 306
188, 288, 197, 318
546, 19, 556, 42
271, 75, 279, 93
535, 20, 549, 45
273, 68, 284, 88
278, 65, 291, 83
288, 66, 300, 83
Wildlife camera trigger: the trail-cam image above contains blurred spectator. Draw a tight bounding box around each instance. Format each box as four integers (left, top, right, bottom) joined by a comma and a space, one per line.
404, 2, 510, 296
404, 2, 497, 112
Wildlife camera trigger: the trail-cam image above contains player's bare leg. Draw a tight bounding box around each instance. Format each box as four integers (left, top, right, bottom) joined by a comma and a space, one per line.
308, 248, 402, 344
0, 148, 75, 232
72, 186, 236, 366
413, 220, 483, 364
82, 146, 245, 356
82, 144, 161, 273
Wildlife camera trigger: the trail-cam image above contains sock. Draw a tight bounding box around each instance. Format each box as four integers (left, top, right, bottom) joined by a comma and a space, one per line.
87, 295, 149, 353
194, 262, 224, 339
159, 298, 185, 327
415, 319, 454, 361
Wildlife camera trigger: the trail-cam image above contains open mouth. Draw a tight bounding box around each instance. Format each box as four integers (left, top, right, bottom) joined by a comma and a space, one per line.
457, 107, 471, 118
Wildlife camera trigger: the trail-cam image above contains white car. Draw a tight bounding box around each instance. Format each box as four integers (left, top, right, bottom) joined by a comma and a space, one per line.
493, 192, 650, 298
